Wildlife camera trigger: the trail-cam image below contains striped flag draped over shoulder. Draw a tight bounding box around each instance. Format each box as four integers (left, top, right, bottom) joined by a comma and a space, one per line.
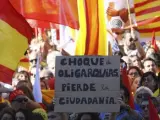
134, 0, 160, 40
0, 0, 33, 84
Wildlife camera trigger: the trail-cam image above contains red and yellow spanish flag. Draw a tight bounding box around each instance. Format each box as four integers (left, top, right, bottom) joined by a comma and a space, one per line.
134, 0, 160, 38
0, 0, 33, 84
10, 0, 79, 29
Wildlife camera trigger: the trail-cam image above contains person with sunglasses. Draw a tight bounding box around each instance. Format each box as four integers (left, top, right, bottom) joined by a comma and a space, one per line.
121, 29, 145, 59
139, 97, 160, 120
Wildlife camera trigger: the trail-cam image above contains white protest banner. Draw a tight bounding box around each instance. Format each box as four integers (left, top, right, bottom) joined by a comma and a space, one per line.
54, 56, 120, 112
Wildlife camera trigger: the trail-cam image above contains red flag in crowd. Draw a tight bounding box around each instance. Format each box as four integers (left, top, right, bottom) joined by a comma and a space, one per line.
122, 68, 135, 109
151, 31, 159, 52
149, 97, 160, 120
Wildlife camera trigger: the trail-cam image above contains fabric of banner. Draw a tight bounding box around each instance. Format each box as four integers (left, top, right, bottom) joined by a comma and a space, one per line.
10, 0, 79, 29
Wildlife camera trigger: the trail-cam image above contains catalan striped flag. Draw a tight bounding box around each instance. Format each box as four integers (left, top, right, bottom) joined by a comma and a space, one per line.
0, 0, 33, 84
134, 0, 160, 40
84, 0, 108, 55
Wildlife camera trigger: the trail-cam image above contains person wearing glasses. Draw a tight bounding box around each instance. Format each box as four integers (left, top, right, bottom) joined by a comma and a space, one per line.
127, 66, 143, 94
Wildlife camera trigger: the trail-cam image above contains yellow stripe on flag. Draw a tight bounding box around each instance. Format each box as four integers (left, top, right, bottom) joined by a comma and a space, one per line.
140, 32, 160, 38
98, 0, 107, 55
135, 1, 160, 13
0, 20, 28, 70
138, 21, 160, 29
75, 0, 87, 55
136, 12, 160, 21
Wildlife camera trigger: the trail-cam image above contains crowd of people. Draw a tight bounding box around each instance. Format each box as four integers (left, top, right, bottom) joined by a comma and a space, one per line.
0, 28, 160, 120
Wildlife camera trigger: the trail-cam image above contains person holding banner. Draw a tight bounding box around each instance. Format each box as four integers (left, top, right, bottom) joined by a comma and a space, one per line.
109, 85, 143, 120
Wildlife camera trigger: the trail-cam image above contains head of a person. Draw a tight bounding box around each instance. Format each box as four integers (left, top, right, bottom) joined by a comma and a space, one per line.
40, 69, 53, 81
47, 51, 62, 76
28, 52, 37, 68
32, 108, 48, 120
120, 84, 130, 104
134, 86, 153, 105
146, 47, 155, 58
143, 58, 157, 73
113, 51, 123, 58
0, 107, 15, 120
130, 55, 142, 68
31, 113, 44, 120
47, 112, 68, 120
148, 52, 160, 69
131, 77, 141, 94
127, 66, 142, 81
9, 89, 28, 111
122, 56, 132, 69
0, 103, 9, 112
40, 69, 54, 90
76, 113, 99, 120
139, 97, 159, 120
15, 109, 33, 120
127, 67, 142, 93
47, 104, 68, 120
140, 72, 158, 92
17, 71, 30, 82
16, 85, 35, 101
40, 80, 49, 90
122, 30, 137, 50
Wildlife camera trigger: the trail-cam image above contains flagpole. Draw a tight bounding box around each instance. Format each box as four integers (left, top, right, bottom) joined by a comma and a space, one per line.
126, 0, 132, 31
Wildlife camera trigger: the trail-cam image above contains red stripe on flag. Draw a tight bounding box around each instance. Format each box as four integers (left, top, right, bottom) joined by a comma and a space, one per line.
25, 13, 79, 30
0, 0, 33, 43
20, 58, 29, 62
137, 16, 160, 24
136, 6, 160, 16
139, 27, 160, 33
0, 65, 14, 84
134, 0, 157, 8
